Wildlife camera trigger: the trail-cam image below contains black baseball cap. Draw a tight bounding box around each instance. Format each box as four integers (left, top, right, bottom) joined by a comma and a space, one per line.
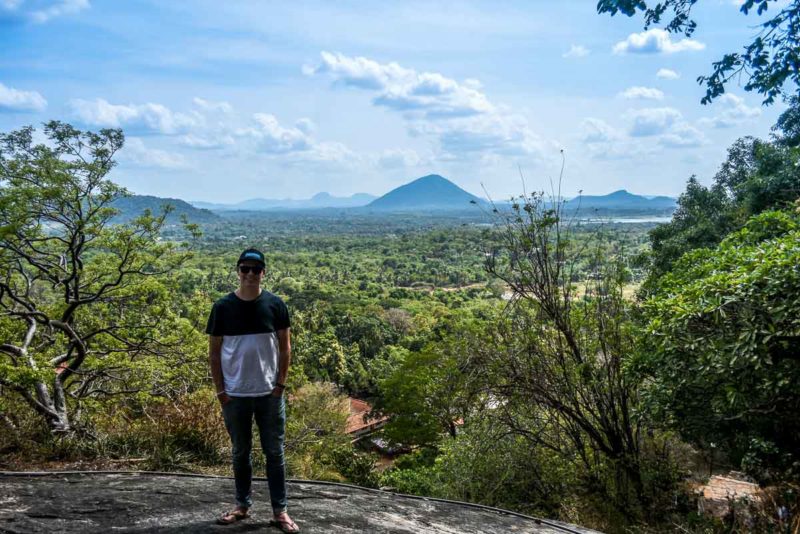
237, 248, 265, 267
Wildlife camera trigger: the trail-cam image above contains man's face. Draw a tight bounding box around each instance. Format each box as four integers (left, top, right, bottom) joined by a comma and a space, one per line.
237, 261, 265, 289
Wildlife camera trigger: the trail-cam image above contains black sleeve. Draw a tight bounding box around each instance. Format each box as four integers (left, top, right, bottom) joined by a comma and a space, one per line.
275, 299, 291, 331
205, 302, 223, 335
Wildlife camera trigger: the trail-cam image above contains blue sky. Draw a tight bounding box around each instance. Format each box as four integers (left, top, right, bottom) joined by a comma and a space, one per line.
0, 0, 790, 202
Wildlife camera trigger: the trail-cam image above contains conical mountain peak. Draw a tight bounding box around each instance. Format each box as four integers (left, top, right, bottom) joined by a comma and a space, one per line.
367, 174, 483, 211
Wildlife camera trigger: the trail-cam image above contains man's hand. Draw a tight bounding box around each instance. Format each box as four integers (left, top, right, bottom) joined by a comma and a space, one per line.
270, 385, 285, 397
217, 392, 231, 406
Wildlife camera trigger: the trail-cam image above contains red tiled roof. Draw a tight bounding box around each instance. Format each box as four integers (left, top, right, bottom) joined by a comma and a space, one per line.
346, 398, 389, 436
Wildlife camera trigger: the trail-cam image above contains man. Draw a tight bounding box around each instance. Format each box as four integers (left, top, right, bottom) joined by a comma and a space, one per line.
207, 248, 300, 533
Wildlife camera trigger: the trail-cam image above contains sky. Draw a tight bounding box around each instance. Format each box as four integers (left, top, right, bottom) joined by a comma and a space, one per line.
0, 0, 791, 202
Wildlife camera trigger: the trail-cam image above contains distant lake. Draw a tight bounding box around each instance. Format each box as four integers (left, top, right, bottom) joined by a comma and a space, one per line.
469, 216, 672, 228
579, 217, 672, 224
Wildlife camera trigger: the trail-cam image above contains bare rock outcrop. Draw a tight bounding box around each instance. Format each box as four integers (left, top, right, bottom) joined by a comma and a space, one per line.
0, 472, 601, 533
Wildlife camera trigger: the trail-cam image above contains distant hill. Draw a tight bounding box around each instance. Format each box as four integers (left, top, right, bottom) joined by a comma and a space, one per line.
191, 192, 376, 211
177, 184, 675, 216
366, 174, 483, 211
564, 190, 676, 212
111, 195, 220, 224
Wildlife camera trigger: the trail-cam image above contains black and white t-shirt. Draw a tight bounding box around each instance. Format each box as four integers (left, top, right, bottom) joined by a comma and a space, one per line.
205, 291, 291, 397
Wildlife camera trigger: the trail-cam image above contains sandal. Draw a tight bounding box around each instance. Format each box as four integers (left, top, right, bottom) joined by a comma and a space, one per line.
217, 507, 250, 525
270, 511, 300, 533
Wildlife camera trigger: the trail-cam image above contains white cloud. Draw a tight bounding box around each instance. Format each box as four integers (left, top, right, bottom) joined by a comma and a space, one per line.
310, 51, 494, 119
251, 113, 311, 154
563, 45, 590, 58
660, 123, 706, 147
698, 93, 761, 128
581, 118, 622, 144
120, 138, 187, 169
377, 148, 423, 168
579, 118, 648, 159
294, 118, 315, 135
627, 107, 682, 137
178, 134, 234, 150
234, 114, 358, 167
618, 86, 665, 100
291, 141, 356, 164
613, 29, 705, 54
0, 82, 47, 112
236, 113, 312, 154
656, 68, 680, 80
2, 0, 91, 23
440, 116, 541, 155
309, 51, 544, 158
30, 0, 89, 23
192, 97, 233, 114
409, 112, 547, 157
69, 98, 201, 134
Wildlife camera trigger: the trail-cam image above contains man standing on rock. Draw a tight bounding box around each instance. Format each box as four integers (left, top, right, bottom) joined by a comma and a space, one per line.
207, 248, 299, 533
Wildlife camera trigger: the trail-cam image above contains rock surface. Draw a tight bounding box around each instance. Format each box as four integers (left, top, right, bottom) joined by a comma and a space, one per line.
0, 472, 601, 533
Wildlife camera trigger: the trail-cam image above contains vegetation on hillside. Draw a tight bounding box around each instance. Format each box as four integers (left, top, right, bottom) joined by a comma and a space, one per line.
1, 101, 798, 532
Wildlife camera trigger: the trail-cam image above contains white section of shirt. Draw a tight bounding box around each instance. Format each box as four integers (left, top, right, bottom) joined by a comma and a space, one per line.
221, 332, 280, 396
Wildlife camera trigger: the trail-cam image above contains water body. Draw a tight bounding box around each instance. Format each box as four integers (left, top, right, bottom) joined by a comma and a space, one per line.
579, 217, 673, 224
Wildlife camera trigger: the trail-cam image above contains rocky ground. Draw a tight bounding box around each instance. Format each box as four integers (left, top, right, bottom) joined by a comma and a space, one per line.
0, 472, 601, 533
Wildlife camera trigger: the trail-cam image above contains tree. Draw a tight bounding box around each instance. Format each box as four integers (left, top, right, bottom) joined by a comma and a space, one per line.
283, 382, 351, 481
481, 193, 651, 517
773, 95, 800, 147
646, 175, 734, 284
376, 319, 478, 448
0, 122, 202, 433
639, 209, 800, 483
642, 129, 799, 290
597, 0, 800, 104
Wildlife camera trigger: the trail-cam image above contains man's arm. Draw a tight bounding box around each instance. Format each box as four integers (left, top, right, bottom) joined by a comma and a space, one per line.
209, 335, 228, 404
273, 328, 291, 396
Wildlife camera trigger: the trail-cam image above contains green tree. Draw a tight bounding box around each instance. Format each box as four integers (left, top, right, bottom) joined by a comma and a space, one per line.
598, 0, 800, 104
774, 95, 800, 147
433, 414, 577, 518
0, 122, 201, 433
482, 193, 650, 518
646, 175, 734, 283
376, 325, 475, 448
643, 131, 799, 289
283, 382, 352, 481
639, 209, 800, 483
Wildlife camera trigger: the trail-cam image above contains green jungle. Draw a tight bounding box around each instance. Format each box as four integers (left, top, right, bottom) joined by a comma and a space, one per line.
1, 98, 799, 532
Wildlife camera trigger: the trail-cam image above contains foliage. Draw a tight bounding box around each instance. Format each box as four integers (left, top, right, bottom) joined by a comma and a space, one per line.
100, 389, 229, 471
378, 448, 443, 496
375, 310, 486, 448
643, 131, 799, 290
774, 95, 800, 147
481, 192, 652, 519
431, 415, 578, 518
640, 209, 800, 483
283, 382, 352, 481
597, 0, 800, 104
0, 122, 204, 433
327, 445, 380, 488
2, 120, 720, 531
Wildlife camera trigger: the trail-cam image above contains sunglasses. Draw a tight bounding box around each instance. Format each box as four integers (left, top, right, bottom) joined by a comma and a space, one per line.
238, 265, 264, 274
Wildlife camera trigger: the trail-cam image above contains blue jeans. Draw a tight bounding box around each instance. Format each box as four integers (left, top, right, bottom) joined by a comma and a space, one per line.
221, 394, 287, 513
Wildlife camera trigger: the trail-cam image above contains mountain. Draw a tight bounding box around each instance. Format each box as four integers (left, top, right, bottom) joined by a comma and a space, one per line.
366, 174, 483, 211
111, 195, 220, 224
190, 192, 376, 211
564, 190, 676, 212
